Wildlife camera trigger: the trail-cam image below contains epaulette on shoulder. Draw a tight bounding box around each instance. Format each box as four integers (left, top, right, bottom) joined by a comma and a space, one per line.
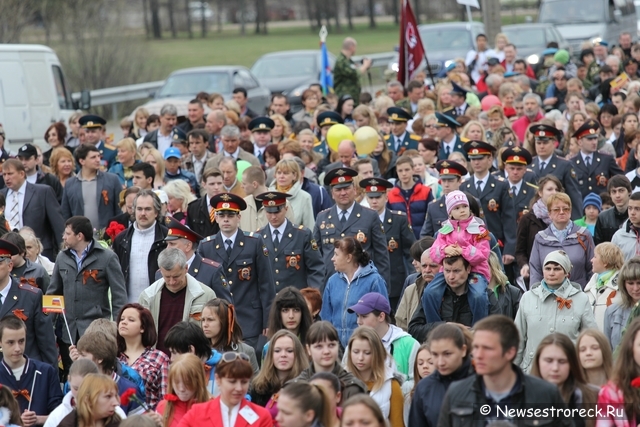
496, 176, 505, 181
18, 283, 39, 294
410, 134, 421, 141
319, 208, 331, 214
298, 224, 305, 230
243, 231, 257, 238
383, 134, 391, 140
104, 143, 116, 150
203, 235, 214, 243
201, 258, 221, 268
525, 182, 539, 189
394, 210, 407, 216
442, 106, 453, 112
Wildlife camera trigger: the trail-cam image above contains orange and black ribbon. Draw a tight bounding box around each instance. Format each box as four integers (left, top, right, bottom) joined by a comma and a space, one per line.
19, 277, 36, 287
101, 190, 109, 205
12, 389, 30, 401
83, 270, 101, 285
556, 296, 572, 310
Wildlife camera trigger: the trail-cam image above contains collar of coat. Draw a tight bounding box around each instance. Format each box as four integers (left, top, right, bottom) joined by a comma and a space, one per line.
532, 278, 580, 301
538, 223, 587, 242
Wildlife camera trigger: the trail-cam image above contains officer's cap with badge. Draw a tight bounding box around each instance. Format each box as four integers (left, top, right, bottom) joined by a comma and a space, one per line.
463, 140, 497, 159
435, 160, 468, 178
0, 239, 19, 258
324, 167, 358, 189
501, 146, 532, 166
386, 107, 412, 123
210, 192, 247, 213
249, 117, 275, 133
79, 115, 106, 129
435, 112, 461, 129
359, 178, 393, 197
529, 124, 562, 142
171, 127, 187, 144
449, 81, 468, 98
317, 111, 343, 128
255, 191, 291, 213
165, 217, 203, 243
17, 144, 38, 159
573, 120, 600, 140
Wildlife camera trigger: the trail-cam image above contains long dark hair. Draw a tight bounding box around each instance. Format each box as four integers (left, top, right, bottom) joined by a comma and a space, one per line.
333, 237, 370, 267
266, 287, 313, 345
613, 318, 640, 421
336, 95, 354, 120
116, 303, 157, 354
203, 298, 244, 351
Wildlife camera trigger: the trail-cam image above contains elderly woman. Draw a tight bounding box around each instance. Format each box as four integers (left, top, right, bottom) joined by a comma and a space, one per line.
515, 250, 597, 373
528, 191, 595, 289
584, 242, 624, 330
163, 179, 195, 224
19, 228, 55, 275
268, 158, 315, 229
50, 147, 76, 187
109, 138, 141, 188
603, 257, 640, 350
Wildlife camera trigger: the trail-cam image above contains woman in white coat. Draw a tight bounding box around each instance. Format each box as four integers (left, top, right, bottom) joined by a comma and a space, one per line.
269, 158, 315, 229
583, 242, 624, 330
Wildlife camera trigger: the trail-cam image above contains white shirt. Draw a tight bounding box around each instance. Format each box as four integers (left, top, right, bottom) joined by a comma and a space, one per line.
221, 229, 239, 250
186, 253, 195, 270
220, 400, 240, 427
455, 103, 468, 116
7, 180, 27, 230
191, 153, 208, 181
0, 276, 12, 305
441, 135, 456, 155
338, 202, 356, 222
25, 172, 37, 184
269, 219, 288, 243
224, 147, 241, 159
157, 129, 173, 154
393, 132, 407, 150
508, 180, 523, 196
582, 153, 593, 166
128, 221, 157, 303
474, 175, 488, 193
379, 212, 385, 223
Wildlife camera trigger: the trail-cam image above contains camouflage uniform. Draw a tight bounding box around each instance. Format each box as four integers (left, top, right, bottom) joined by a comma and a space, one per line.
586, 61, 600, 86
334, 52, 361, 103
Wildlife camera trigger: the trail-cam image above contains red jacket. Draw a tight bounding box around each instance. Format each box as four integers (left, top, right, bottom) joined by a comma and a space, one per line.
177, 397, 273, 427
387, 181, 433, 239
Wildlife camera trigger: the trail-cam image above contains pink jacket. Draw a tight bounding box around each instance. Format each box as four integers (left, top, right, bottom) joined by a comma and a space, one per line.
430, 216, 491, 280
596, 381, 634, 427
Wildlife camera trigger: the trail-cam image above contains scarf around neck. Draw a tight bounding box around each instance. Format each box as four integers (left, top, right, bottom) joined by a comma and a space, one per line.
533, 199, 552, 225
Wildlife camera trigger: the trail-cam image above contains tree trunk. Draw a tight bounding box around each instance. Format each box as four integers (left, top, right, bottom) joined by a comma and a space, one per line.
345, 0, 353, 30
262, 0, 268, 34
142, 0, 151, 38
185, 0, 193, 39
368, 0, 376, 27
481, 0, 501, 43
150, 0, 162, 38
414, 0, 421, 24
217, 0, 223, 32
314, 0, 322, 29
200, 1, 207, 37
392, 0, 399, 25
333, 0, 341, 32
239, 0, 246, 35
167, 0, 177, 38
305, 0, 315, 29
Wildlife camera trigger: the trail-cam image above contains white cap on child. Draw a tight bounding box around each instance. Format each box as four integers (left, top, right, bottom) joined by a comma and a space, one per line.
445, 190, 469, 215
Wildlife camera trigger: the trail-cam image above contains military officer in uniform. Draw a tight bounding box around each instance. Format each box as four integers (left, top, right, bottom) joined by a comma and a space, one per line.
384, 107, 420, 155
529, 124, 584, 220
197, 193, 275, 349
313, 168, 391, 290
0, 239, 57, 366
359, 178, 415, 310
443, 82, 469, 118
248, 117, 274, 165
79, 115, 117, 170
435, 112, 464, 161
501, 147, 538, 222
570, 120, 624, 198
256, 191, 325, 290
157, 218, 231, 302
420, 159, 468, 238
315, 111, 344, 159
463, 141, 517, 270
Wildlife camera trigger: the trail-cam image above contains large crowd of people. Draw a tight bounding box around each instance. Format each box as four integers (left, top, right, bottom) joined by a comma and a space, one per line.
2, 30, 640, 427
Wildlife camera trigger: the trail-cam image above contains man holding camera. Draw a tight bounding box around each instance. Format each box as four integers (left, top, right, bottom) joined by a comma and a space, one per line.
334, 37, 372, 104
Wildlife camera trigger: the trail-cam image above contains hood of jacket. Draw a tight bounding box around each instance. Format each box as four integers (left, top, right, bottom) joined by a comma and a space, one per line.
537, 222, 588, 245
531, 278, 582, 300
337, 261, 380, 283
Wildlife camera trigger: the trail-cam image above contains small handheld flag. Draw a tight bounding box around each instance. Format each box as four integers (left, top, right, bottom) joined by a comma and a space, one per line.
319, 25, 333, 96
43, 296, 74, 346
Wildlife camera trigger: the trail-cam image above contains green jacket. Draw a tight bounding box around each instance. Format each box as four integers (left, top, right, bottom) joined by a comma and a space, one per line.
334, 52, 361, 102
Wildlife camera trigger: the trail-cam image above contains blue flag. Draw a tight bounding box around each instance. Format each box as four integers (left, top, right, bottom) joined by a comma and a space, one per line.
320, 40, 333, 95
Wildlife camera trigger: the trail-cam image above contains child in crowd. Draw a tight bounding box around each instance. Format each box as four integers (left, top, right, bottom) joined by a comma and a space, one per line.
0, 383, 25, 427
422, 190, 491, 322
402, 343, 434, 427
574, 193, 601, 235
44, 359, 127, 427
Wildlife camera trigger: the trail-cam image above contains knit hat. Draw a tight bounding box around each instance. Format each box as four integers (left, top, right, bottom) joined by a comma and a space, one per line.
445, 190, 469, 215
582, 192, 602, 212
543, 250, 573, 274
554, 49, 570, 65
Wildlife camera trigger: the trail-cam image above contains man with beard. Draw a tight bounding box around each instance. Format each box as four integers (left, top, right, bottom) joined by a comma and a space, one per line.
512, 93, 545, 143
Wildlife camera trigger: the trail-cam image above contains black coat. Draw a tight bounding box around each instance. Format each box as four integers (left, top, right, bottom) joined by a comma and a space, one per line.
34, 169, 64, 203
112, 221, 168, 291
187, 197, 219, 239
594, 206, 628, 245
530, 154, 583, 220
569, 152, 624, 198
515, 211, 548, 269
382, 209, 415, 300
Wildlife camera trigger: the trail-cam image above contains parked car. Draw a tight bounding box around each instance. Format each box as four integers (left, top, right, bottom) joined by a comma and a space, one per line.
251, 50, 336, 113
502, 23, 571, 65
136, 66, 271, 118
388, 21, 485, 78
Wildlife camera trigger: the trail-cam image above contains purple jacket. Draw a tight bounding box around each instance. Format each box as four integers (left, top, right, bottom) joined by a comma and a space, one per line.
529, 223, 594, 288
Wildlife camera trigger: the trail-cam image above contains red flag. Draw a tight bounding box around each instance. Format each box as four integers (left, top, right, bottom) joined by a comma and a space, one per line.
398, 0, 426, 86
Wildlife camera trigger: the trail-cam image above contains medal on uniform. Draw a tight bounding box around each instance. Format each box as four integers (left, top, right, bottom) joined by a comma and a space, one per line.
320, 223, 325, 229
286, 255, 301, 270
356, 231, 367, 243
239, 267, 251, 281
488, 199, 499, 212
311, 239, 319, 251
597, 175, 608, 186
388, 238, 398, 252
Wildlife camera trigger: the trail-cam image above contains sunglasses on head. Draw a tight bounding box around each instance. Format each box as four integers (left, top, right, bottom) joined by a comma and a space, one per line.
221, 352, 250, 363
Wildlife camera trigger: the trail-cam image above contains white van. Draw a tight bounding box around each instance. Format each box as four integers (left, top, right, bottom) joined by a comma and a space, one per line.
538, 0, 637, 53
0, 44, 89, 150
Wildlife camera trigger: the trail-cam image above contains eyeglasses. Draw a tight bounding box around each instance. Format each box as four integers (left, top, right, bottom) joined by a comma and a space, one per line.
221, 352, 250, 363
550, 207, 570, 213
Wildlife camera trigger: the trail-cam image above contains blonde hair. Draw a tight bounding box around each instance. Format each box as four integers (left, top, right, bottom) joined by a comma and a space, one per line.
115, 138, 141, 160
417, 98, 436, 117
85, 318, 117, 339
165, 354, 209, 426
163, 179, 196, 211
76, 374, 121, 427
144, 148, 165, 179
546, 192, 572, 211
460, 120, 487, 142
132, 107, 150, 134
270, 114, 292, 137
252, 330, 309, 395
225, 100, 241, 115
275, 158, 301, 182
594, 242, 624, 271
346, 327, 388, 392
488, 252, 508, 289
352, 105, 379, 130
49, 147, 76, 179
373, 95, 395, 117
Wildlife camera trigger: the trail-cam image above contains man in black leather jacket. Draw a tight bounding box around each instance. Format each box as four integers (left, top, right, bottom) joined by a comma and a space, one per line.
594, 175, 631, 245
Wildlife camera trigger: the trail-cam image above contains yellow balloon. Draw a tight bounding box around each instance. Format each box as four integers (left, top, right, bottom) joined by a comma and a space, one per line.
354, 126, 379, 155
326, 124, 354, 152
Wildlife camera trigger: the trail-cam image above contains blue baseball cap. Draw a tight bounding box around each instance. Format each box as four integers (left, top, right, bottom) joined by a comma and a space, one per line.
347, 292, 391, 315
163, 147, 182, 160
